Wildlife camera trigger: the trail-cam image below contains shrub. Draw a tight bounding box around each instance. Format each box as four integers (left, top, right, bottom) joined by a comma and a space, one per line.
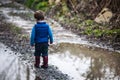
36, 1, 48, 11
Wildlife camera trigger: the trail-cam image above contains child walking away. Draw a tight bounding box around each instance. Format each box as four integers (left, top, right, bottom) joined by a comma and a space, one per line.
30, 10, 53, 69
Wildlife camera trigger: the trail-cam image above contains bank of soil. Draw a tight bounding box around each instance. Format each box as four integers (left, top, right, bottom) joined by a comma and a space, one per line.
45, 2, 120, 52
47, 15, 120, 52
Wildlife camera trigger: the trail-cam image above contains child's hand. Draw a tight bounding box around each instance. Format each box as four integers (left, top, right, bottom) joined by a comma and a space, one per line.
48, 42, 53, 46
50, 42, 53, 44
31, 45, 34, 47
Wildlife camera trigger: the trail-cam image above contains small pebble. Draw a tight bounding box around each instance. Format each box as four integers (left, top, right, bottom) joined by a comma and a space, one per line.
4, 50, 7, 52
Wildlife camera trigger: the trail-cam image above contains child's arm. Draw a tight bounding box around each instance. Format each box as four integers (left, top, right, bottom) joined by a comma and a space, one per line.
48, 26, 53, 44
30, 26, 35, 46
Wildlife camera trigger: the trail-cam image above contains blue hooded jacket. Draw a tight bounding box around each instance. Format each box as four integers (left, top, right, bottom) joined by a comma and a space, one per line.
30, 22, 53, 46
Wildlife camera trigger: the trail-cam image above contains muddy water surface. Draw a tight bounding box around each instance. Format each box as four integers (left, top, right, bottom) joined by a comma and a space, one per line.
0, 42, 35, 80
0, 1, 120, 80
49, 43, 120, 80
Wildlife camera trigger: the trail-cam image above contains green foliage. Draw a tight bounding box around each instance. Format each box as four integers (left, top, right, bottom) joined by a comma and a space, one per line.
93, 29, 103, 37
104, 29, 120, 36
62, 3, 69, 14
54, 2, 70, 17
85, 20, 94, 26
25, 0, 49, 11
77, 20, 94, 28
84, 27, 93, 36
105, 30, 114, 35
84, 28, 120, 37
36, 1, 48, 11
25, 0, 34, 8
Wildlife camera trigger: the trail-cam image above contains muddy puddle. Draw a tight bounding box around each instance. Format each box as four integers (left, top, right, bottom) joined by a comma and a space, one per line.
0, 42, 35, 80
0, 1, 120, 80
49, 43, 120, 80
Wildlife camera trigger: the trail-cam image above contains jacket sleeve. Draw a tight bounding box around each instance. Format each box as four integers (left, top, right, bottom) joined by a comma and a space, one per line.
48, 26, 53, 44
30, 26, 35, 46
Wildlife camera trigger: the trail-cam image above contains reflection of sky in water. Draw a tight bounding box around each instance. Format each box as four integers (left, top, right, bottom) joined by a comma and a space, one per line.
49, 51, 91, 80
49, 43, 120, 80
0, 43, 35, 80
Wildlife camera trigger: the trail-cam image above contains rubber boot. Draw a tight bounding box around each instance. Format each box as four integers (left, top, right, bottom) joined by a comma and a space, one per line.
34, 56, 40, 68
41, 56, 48, 69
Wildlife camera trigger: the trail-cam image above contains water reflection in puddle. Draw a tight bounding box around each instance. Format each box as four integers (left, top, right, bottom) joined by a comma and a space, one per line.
0, 43, 35, 80
49, 52, 90, 80
49, 43, 120, 80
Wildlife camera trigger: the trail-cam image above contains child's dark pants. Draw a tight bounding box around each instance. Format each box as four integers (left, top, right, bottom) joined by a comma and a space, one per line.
34, 43, 48, 68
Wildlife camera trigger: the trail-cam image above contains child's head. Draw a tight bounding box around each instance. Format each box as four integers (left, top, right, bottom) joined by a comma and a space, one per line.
34, 10, 44, 21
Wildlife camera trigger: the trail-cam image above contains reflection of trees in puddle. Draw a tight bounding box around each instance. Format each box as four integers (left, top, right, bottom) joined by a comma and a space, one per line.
0, 58, 17, 80
50, 43, 120, 79
86, 57, 104, 80
26, 65, 30, 80
16, 59, 35, 80
83, 50, 120, 80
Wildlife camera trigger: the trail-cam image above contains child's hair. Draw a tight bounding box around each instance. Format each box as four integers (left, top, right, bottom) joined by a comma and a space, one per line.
34, 10, 44, 20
